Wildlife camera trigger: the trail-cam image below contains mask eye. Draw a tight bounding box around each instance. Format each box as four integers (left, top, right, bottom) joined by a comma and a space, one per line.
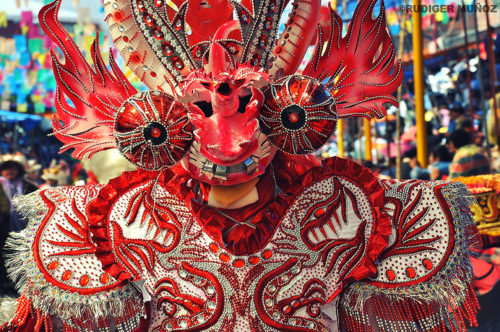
237, 94, 252, 113
259, 75, 337, 155
216, 82, 232, 95
194, 100, 213, 117
114, 91, 193, 170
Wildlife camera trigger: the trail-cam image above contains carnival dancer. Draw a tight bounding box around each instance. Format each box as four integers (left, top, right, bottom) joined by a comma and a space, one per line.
1, 0, 480, 331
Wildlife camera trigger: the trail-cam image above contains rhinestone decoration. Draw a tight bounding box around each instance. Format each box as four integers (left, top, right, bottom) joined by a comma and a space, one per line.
206, 286, 215, 296
114, 91, 193, 170
260, 75, 337, 154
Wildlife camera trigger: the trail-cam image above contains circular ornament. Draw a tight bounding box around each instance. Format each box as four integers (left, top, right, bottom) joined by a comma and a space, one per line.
114, 91, 193, 170
260, 75, 337, 154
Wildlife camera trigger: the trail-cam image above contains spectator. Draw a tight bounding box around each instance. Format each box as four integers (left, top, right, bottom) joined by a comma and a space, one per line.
40, 167, 61, 189
0, 160, 38, 231
448, 103, 467, 133
438, 103, 450, 129
428, 145, 452, 180
25, 160, 42, 186
0, 160, 38, 292
448, 129, 491, 178
401, 148, 416, 179
408, 147, 430, 180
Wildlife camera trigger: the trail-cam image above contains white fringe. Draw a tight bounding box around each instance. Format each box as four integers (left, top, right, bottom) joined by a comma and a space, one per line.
340, 181, 479, 331
4, 191, 144, 330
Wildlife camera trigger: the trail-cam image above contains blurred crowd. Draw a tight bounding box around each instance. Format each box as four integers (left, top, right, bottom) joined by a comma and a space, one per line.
316, 102, 497, 184
0, 150, 136, 294
0, 154, 73, 292
399, 103, 492, 182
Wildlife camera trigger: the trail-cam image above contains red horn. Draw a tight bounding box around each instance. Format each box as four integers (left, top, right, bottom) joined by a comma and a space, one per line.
208, 20, 240, 74
267, 0, 320, 80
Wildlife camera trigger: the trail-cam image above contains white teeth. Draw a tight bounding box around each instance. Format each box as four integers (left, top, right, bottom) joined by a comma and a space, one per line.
239, 140, 252, 147
214, 165, 227, 180
202, 160, 214, 173
201, 160, 214, 179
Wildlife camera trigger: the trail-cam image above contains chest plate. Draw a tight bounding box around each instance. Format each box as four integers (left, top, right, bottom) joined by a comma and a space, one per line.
107, 174, 379, 331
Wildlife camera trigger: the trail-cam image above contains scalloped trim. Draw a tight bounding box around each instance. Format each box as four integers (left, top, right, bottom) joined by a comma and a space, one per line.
87, 157, 392, 288
87, 170, 163, 281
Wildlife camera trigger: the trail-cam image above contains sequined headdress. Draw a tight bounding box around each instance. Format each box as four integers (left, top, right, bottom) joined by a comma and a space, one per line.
41, 0, 402, 184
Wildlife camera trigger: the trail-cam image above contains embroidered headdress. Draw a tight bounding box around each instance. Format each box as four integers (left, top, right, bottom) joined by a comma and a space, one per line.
41, 0, 402, 185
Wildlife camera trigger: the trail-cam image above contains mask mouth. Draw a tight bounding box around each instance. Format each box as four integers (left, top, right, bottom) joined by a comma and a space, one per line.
188, 130, 273, 181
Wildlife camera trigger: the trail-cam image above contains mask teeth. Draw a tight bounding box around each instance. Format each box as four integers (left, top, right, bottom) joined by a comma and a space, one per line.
201, 160, 214, 179
214, 165, 228, 180
245, 156, 258, 174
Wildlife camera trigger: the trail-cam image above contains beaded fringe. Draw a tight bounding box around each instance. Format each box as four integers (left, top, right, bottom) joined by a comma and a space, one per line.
339, 182, 480, 332
2, 192, 144, 332
340, 284, 479, 332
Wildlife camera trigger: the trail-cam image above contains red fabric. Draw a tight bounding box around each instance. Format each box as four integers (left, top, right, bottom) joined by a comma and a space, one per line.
471, 255, 500, 295
189, 169, 285, 255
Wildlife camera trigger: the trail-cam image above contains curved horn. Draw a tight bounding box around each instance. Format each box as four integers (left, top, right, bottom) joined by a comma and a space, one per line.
267, 0, 321, 80
208, 20, 241, 75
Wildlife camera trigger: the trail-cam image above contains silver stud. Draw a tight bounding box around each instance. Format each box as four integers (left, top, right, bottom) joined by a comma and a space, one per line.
272, 312, 280, 319
179, 320, 188, 328
118, 25, 124, 32
206, 286, 215, 296
179, 270, 187, 278
245, 157, 257, 174
268, 284, 276, 292
202, 160, 214, 175
112, 2, 119, 9
214, 165, 227, 180
207, 301, 216, 310
265, 298, 273, 308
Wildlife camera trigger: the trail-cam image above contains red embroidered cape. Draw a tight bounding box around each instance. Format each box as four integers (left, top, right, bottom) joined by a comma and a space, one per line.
1, 158, 479, 331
